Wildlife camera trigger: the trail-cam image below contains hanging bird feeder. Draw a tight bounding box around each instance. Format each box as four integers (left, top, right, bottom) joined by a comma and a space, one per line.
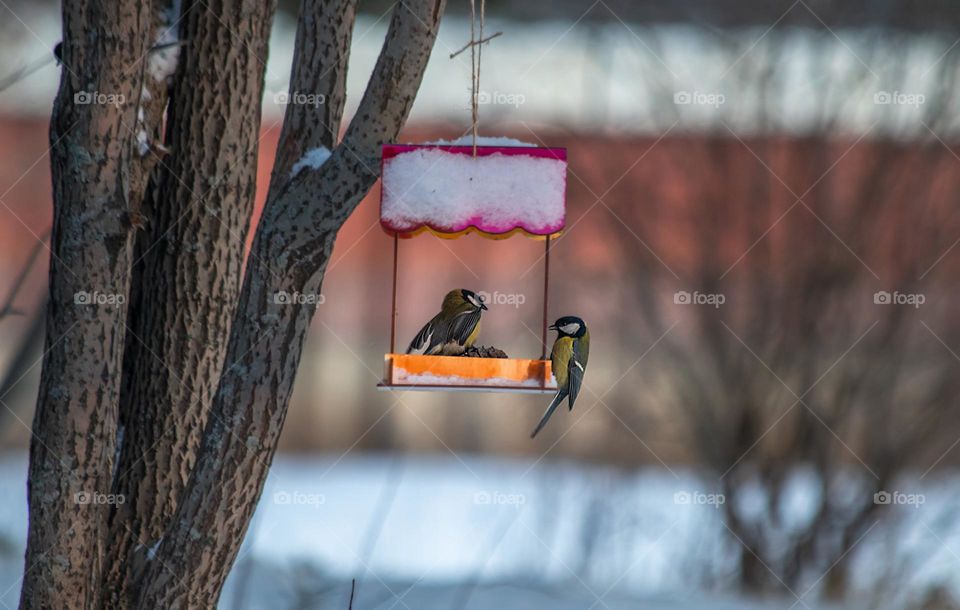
378, 141, 567, 393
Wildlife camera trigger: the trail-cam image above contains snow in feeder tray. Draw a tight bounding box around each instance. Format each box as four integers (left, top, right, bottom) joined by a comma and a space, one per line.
393, 370, 556, 388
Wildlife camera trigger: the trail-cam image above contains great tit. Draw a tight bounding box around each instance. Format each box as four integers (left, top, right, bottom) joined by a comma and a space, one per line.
406, 289, 488, 356
531, 316, 590, 438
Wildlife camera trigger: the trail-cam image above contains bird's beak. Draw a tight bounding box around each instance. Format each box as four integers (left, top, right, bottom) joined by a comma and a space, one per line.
480, 302, 488, 310
548, 323, 557, 331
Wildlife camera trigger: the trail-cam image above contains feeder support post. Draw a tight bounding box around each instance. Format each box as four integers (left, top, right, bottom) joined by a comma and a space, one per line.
390, 233, 399, 354
541, 235, 551, 361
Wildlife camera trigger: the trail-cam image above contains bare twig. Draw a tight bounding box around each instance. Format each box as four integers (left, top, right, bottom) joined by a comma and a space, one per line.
449, 31, 502, 59
450, 509, 521, 610
0, 40, 187, 95
0, 227, 50, 318
0, 55, 55, 94
356, 458, 404, 577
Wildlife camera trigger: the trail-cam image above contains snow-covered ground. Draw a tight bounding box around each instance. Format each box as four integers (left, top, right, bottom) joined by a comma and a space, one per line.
0, 453, 955, 609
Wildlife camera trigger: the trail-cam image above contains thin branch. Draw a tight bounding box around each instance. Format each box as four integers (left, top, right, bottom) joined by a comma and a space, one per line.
0, 54, 55, 94
0, 227, 50, 318
450, 510, 521, 610
449, 31, 502, 59
0, 40, 188, 95
355, 458, 404, 581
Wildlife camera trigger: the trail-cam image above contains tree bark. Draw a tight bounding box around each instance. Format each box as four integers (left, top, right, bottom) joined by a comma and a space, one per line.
270, 0, 357, 180
19, 1, 152, 607
135, 1, 445, 606
104, 0, 275, 604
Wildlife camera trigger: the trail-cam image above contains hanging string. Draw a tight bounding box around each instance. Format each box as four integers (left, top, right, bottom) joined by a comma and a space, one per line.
470, 0, 478, 156
450, 0, 501, 158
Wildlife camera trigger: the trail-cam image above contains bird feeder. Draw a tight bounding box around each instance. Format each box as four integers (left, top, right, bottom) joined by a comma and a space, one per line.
378, 142, 567, 393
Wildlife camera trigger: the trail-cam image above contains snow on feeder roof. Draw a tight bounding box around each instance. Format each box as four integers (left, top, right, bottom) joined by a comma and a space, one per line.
380, 142, 567, 239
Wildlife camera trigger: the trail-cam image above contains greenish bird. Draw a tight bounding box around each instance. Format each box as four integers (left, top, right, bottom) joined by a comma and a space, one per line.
531, 316, 590, 438
406, 289, 488, 356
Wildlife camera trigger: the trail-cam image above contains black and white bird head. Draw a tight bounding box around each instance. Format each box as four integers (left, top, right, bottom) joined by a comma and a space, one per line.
441, 288, 488, 314
549, 316, 586, 338
462, 289, 488, 311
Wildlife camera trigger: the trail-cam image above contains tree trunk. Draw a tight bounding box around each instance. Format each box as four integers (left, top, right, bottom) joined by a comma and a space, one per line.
20, 1, 152, 607
134, 1, 445, 606
21, 1, 445, 606
104, 0, 275, 604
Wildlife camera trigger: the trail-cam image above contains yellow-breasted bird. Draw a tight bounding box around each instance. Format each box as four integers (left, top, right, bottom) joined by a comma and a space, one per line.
531, 316, 590, 438
406, 289, 488, 356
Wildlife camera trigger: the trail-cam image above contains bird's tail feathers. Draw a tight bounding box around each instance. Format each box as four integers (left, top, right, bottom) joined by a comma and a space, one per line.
530, 390, 568, 438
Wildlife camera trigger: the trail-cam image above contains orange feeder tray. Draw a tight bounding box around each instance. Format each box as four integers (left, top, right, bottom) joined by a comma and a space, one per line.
379, 354, 557, 393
